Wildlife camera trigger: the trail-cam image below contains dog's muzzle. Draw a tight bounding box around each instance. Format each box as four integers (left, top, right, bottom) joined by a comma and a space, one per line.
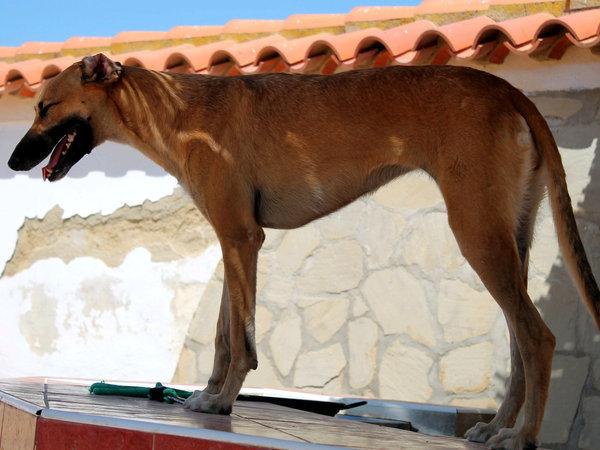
8, 130, 55, 171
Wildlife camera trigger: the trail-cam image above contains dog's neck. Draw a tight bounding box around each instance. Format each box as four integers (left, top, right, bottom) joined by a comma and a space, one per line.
108, 66, 209, 178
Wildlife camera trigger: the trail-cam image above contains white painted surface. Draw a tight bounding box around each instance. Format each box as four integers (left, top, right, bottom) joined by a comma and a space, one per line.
455, 49, 600, 92
0, 245, 221, 380
0, 114, 210, 381
0, 172, 179, 274
0, 120, 179, 273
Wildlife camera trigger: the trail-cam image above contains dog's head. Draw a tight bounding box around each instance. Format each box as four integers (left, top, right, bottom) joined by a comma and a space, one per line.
7, 54, 123, 181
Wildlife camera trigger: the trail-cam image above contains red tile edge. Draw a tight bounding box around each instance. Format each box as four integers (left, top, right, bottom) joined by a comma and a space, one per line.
36, 418, 154, 450
154, 433, 269, 450
35, 418, 272, 450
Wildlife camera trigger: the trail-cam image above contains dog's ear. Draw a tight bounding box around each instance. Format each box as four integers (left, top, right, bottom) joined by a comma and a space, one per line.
80, 53, 123, 84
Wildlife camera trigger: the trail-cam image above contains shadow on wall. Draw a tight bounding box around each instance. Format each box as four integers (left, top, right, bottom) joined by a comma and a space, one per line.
0, 121, 167, 179
531, 90, 600, 449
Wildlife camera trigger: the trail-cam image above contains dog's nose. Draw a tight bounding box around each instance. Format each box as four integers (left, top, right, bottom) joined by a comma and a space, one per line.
7, 153, 21, 170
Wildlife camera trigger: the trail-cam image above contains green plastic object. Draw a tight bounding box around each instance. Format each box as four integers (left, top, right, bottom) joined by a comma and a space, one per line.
89, 381, 193, 404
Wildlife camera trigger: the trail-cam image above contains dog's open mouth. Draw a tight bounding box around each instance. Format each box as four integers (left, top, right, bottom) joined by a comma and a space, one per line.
42, 131, 77, 181
9, 115, 94, 178
38, 116, 94, 182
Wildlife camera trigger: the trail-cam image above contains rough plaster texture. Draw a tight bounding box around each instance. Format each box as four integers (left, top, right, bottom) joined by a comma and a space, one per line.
4, 189, 216, 276
0, 57, 599, 449
0, 244, 221, 380
0, 109, 216, 380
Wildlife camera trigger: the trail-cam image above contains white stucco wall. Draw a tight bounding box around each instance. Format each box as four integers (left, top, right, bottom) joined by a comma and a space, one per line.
0, 97, 221, 381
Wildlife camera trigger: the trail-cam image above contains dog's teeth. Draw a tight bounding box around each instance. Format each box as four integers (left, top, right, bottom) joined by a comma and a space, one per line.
62, 151, 67, 156
67, 133, 75, 143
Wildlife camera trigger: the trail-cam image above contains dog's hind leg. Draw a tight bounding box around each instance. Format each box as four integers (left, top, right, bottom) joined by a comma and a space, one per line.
466, 322, 525, 444
442, 170, 553, 449
465, 169, 544, 444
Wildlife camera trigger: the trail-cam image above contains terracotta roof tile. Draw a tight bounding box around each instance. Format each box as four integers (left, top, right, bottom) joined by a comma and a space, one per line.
0, 47, 17, 59
162, 40, 237, 71
13, 42, 63, 62
0, 61, 8, 83
61, 37, 112, 58
112, 31, 169, 44
379, 20, 440, 55
119, 46, 185, 70
3, 1, 600, 96
253, 33, 329, 66
307, 28, 387, 61
419, 0, 489, 14
446, 16, 498, 49
562, 8, 600, 44
347, 6, 418, 23
480, 13, 555, 47
62, 36, 112, 50
209, 34, 287, 67
166, 25, 223, 40
282, 14, 346, 31
222, 19, 284, 35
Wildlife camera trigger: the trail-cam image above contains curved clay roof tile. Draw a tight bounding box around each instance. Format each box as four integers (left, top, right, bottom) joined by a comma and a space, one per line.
5, 8, 600, 98
117, 47, 184, 70
222, 19, 283, 35
0, 47, 18, 59
561, 9, 600, 46
16, 42, 62, 57
0, 62, 8, 87
5, 58, 53, 86
304, 40, 341, 61
169, 40, 237, 71
255, 33, 333, 65
347, 6, 417, 23
476, 13, 555, 49
435, 16, 495, 52
4, 56, 76, 89
62, 36, 112, 50
418, 0, 489, 14
282, 14, 346, 30
167, 25, 223, 40
112, 31, 168, 44
310, 28, 386, 62
379, 20, 439, 56
210, 35, 286, 68
122, 57, 144, 68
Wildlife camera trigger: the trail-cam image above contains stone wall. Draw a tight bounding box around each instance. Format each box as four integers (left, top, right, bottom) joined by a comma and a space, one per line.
173, 88, 600, 449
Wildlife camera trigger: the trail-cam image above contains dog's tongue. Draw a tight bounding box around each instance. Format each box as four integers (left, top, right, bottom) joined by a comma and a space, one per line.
42, 135, 68, 181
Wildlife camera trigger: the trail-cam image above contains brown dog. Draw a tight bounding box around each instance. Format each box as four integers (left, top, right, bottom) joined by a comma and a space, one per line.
7, 53, 600, 450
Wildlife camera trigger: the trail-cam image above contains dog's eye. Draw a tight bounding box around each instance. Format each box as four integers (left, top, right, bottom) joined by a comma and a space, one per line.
38, 101, 59, 119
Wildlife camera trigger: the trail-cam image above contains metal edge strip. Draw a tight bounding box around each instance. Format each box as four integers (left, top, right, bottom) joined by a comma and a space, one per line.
40, 409, 345, 450
0, 392, 43, 415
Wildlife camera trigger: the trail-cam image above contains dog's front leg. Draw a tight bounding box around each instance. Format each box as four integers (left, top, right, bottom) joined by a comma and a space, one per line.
206, 282, 231, 393
186, 225, 263, 414
184, 281, 231, 407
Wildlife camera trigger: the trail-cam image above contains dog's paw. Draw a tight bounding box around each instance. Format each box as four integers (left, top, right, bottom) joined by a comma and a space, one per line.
185, 392, 232, 415
465, 421, 500, 443
486, 428, 536, 450
182, 390, 203, 409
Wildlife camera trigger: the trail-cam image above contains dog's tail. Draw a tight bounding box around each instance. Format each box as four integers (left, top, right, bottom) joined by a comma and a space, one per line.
512, 91, 600, 331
